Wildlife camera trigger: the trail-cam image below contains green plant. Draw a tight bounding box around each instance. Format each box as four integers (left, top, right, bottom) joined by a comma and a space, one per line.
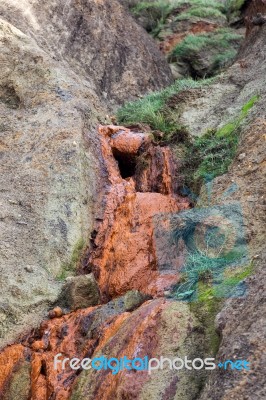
224, 0, 246, 21
212, 49, 238, 69
117, 78, 213, 133
170, 28, 243, 77
183, 94, 259, 187
241, 94, 260, 117
174, 248, 242, 299
176, 7, 226, 21
190, 282, 222, 354
131, 1, 174, 35
214, 261, 254, 296
183, 0, 226, 11
225, 0, 246, 13
172, 29, 242, 58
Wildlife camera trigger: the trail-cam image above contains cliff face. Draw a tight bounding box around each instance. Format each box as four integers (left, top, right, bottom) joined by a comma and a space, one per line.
0, 0, 173, 105
0, 0, 172, 349
0, 0, 265, 399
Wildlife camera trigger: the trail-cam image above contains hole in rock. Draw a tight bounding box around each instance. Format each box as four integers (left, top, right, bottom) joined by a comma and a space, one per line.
0, 85, 21, 109
112, 148, 137, 179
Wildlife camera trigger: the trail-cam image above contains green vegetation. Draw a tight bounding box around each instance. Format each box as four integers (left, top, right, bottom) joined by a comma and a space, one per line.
118, 81, 259, 187
183, 94, 259, 187
175, 6, 226, 21
214, 262, 254, 297
190, 282, 222, 354
178, 260, 254, 353
225, 0, 246, 13
56, 238, 85, 281
212, 49, 238, 70
117, 78, 213, 133
171, 29, 243, 76
132, 1, 172, 17
174, 249, 243, 300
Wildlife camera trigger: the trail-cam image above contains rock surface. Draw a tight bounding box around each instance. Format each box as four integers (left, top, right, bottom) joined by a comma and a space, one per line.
0, 0, 172, 348
0, 1, 265, 399
0, 0, 173, 105
176, 22, 266, 136
0, 298, 205, 400
124, 0, 245, 78
58, 274, 100, 311
86, 125, 190, 301
197, 118, 266, 400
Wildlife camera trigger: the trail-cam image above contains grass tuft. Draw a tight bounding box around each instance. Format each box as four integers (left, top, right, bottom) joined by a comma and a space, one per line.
182, 94, 259, 187
117, 78, 213, 133
172, 29, 243, 58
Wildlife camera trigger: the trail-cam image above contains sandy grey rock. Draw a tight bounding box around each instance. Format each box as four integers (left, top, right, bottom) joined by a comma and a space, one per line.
197, 118, 266, 400
2, 360, 31, 400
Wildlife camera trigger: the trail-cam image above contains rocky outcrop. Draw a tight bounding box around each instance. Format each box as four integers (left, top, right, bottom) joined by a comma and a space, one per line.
0, 0, 173, 105
0, 17, 103, 348
172, 19, 266, 137
85, 125, 190, 301
0, 1, 265, 399
0, 0, 172, 348
0, 298, 205, 400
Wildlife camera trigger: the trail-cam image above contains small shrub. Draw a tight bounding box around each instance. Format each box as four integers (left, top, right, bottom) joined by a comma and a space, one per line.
174, 249, 242, 299
212, 49, 238, 70
225, 0, 246, 13
131, 1, 174, 34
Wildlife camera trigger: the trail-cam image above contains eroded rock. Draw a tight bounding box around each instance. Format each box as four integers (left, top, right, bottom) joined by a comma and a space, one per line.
0, 0, 172, 348
86, 125, 190, 301
0, 298, 205, 400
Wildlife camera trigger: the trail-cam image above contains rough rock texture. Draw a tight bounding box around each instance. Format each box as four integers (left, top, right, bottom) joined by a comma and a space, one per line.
0, 298, 205, 400
71, 300, 204, 400
173, 9, 266, 399
177, 24, 266, 136
197, 118, 266, 400
244, 0, 266, 35
58, 274, 100, 311
0, 17, 104, 348
0, 0, 173, 106
0, 1, 265, 399
0, 0, 172, 348
86, 125, 190, 301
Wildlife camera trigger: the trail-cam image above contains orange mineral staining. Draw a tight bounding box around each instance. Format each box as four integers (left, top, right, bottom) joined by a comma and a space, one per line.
88, 125, 190, 301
